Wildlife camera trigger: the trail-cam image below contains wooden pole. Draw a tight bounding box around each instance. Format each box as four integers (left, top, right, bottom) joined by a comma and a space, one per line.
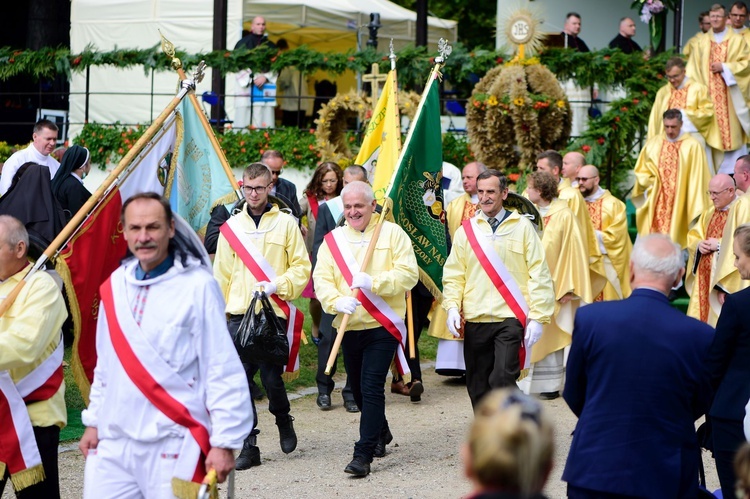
406, 290, 415, 359
324, 199, 392, 375
0, 74, 199, 318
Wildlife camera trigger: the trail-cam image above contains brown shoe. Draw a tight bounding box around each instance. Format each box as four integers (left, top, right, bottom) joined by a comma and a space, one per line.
390, 380, 410, 396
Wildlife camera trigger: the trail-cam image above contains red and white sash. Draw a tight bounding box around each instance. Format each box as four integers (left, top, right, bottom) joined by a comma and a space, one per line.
100, 276, 211, 497
324, 228, 411, 377
307, 195, 320, 220
463, 218, 532, 369
219, 217, 303, 375
0, 338, 63, 490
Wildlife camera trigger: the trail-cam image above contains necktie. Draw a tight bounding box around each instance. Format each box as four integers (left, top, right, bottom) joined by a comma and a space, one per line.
488, 217, 500, 232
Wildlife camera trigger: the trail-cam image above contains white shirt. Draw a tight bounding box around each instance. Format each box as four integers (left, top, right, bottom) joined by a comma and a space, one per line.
82, 257, 252, 449
0, 144, 60, 195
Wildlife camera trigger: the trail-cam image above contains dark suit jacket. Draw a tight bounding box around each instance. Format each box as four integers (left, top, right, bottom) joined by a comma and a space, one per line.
563, 288, 714, 498
608, 33, 642, 54
544, 32, 590, 52
707, 286, 750, 421
274, 177, 302, 220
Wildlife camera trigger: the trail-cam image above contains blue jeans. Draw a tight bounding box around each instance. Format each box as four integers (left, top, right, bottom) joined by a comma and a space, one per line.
342, 326, 398, 462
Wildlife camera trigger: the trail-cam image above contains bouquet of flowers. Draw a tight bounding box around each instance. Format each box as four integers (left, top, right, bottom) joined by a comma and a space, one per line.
631, 0, 675, 51
638, 0, 666, 23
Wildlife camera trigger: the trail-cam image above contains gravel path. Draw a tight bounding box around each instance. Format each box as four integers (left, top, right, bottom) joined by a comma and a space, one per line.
4, 363, 720, 498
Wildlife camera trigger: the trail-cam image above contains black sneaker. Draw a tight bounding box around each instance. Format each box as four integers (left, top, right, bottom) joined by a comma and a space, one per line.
373, 427, 393, 458
276, 414, 298, 454
235, 436, 261, 470
344, 457, 370, 477
316, 394, 332, 411
344, 400, 360, 413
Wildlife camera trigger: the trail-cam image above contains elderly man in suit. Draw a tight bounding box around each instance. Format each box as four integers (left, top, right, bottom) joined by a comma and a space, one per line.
563, 234, 715, 498
707, 222, 750, 497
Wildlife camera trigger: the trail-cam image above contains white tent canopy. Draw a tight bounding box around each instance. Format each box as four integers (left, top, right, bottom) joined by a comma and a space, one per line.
69, 0, 457, 138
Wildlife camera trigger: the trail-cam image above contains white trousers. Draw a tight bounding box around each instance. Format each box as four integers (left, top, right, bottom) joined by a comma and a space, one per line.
83, 436, 185, 499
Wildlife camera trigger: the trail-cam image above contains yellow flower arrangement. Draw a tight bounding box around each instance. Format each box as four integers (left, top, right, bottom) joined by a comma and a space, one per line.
513, 97, 525, 106
487, 95, 499, 106
556, 100, 566, 108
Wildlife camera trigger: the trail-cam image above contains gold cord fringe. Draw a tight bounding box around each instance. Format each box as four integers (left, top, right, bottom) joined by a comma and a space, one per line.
10, 464, 45, 491
281, 370, 300, 383
172, 477, 217, 499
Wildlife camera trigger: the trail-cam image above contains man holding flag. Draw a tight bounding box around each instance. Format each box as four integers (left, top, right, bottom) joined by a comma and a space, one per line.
442, 170, 555, 409
314, 181, 418, 477
214, 163, 310, 470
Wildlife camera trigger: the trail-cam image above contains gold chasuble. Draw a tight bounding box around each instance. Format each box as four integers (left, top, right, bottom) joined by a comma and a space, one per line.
647, 80, 716, 146
687, 28, 750, 151
683, 31, 704, 58
531, 199, 592, 364
558, 179, 607, 297
710, 193, 750, 315
632, 133, 711, 249
446, 192, 476, 240
686, 204, 732, 324
585, 189, 633, 301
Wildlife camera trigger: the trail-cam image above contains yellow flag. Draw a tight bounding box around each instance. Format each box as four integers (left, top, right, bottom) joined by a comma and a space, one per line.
355, 70, 401, 201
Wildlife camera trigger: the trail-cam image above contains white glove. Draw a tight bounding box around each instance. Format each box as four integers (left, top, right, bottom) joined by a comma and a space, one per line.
257, 281, 277, 296
350, 272, 373, 291
525, 320, 543, 347
446, 308, 462, 338
335, 296, 361, 315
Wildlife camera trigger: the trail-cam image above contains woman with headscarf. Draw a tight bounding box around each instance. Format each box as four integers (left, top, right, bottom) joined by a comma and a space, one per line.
52, 145, 92, 221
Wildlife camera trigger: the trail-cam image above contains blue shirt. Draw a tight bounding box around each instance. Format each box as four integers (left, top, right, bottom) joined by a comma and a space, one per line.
135, 252, 174, 280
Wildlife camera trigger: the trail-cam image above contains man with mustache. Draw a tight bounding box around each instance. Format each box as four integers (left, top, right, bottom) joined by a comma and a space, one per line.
0, 120, 60, 195
80, 193, 251, 497
442, 170, 555, 409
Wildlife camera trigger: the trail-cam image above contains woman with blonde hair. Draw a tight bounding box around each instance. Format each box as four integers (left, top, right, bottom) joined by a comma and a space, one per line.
463, 389, 553, 499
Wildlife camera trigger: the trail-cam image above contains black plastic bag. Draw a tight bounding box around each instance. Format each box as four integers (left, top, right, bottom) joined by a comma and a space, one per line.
235, 291, 289, 366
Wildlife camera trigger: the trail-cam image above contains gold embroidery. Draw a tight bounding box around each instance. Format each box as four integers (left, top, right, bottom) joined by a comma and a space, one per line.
462, 201, 476, 221
668, 85, 688, 110
696, 210, 729, 322
709, 40, 732, 150
651, 140, 681, 235
586, 198, 603, 231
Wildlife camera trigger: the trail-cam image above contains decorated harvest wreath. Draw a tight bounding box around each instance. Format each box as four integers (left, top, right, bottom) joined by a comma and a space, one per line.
467, 7, 572, 171
314, 90, 421, 163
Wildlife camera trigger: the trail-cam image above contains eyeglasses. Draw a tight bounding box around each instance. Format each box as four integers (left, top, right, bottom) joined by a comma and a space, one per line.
243, 184, 271, 194
575, 176, 598, 182
270, 169, 283, 177
321, 179, 338, 184
665, 72, 684, 81
707, 187, 732, 197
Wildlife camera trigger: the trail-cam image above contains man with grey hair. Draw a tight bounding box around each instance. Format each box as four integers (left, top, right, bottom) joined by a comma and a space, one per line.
563, 234, 715, 498
314, 180, 418, 476
0, 215, 67, 496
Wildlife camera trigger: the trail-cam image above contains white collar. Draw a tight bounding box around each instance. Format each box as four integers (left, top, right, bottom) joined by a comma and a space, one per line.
584, 187, 606, 202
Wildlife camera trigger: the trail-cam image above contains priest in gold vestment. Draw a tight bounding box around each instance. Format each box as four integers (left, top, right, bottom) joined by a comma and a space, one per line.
632, 109, 711, 249
686, 4, 750, 174
730, 2, 750, 46
686, 174, 737, 325
710, 156, 750, 314
683, 11, 711, 58
579, 165, 632, 301
648, 56, 716, 172
518, 171, 592, 399
536, 151, 606, 297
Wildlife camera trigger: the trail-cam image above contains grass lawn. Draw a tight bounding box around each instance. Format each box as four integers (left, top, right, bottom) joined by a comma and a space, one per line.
61, 298, 439, 442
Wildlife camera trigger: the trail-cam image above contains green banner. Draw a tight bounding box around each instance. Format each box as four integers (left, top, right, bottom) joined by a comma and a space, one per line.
387, 72, 447, 299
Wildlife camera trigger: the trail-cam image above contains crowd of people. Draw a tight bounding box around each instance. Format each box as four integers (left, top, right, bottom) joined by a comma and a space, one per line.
8, 3, 750, 498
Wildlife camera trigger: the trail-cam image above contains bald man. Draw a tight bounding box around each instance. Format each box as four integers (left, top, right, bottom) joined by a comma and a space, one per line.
686, 174, 737, 324
579, 165, 632, 301
561, 152, 585, 187
608, 17, 642, 54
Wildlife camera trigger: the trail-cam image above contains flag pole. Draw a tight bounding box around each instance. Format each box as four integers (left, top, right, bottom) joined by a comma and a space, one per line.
324, 198, 393, 375
0, 62, 206, 318
161, 33, 240, 192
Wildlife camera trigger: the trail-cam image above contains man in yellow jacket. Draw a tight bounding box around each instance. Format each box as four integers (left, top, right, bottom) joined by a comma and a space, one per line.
443, 170, 555, 409
214, 162, 311, 470
314, 181, 418, 477
0, 215, 67, 497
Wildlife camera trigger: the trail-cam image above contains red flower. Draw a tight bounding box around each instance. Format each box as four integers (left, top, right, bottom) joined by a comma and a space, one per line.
632, 98, 640, 104
582, 145, 591, 153
597, 137, 605, 145
224, 51, 231, 58
496, 57, 504, 64
72, 56, 82, 66
657, 73, 663, 79
604, 55, 610, 60
642, 90, 649, 95
240, 148, 246, 153
117, 147, 124, 154
348, 56, 355, 62
309, 144, 314, 150
620, 107, 628, 112
614, 117, 620, 122
9, 58, 14, 63
507, 172, 520, 182
309, 128, 315, 134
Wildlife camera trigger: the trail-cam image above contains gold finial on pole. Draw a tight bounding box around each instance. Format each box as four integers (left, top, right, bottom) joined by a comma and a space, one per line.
159, 30, 182, 71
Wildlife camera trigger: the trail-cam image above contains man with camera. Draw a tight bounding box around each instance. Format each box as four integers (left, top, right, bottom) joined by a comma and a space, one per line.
214, 162, 310, 470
